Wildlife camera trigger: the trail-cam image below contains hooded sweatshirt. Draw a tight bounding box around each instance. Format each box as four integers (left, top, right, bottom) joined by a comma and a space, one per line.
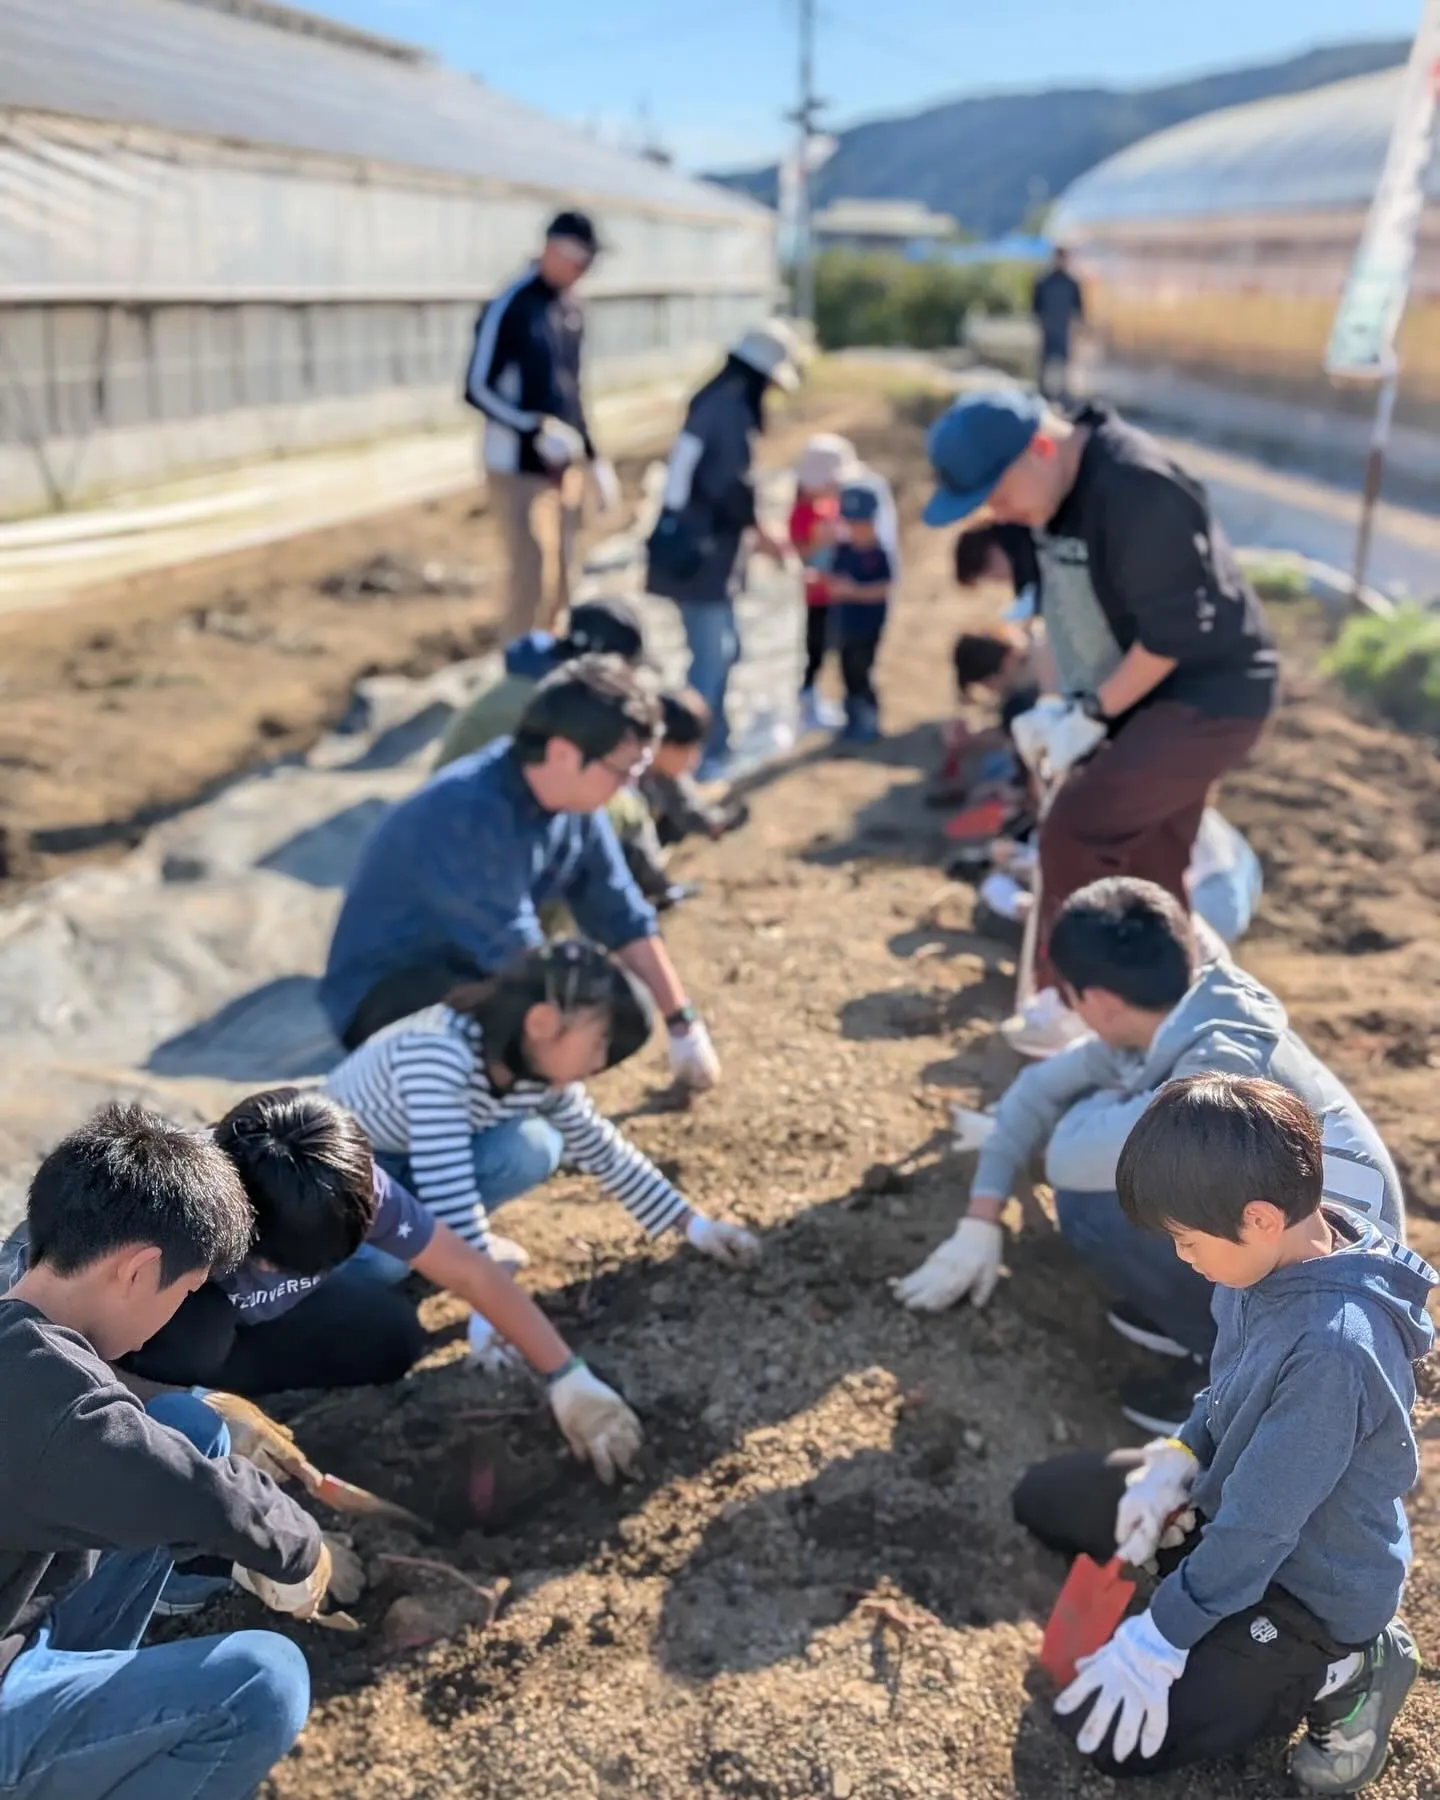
973, 960, 1404, 1239
1151, 1211, 1435, 1650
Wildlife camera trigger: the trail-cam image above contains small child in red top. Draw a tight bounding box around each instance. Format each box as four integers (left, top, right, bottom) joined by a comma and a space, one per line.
791, 434, 857, 732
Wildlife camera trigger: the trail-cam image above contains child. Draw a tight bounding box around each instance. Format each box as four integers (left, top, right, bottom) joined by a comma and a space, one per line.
1013, 1074, 1432, 1790
641, 688, 748, 851
113, 1088, 643, 1484
895, 878, 1404, 1433
952, 518, 1042, 623
791, 434, 853, 732
324, 940, 761, 1363
828, 481, 894, 744
930, 623, 1044, 814
0, 1102, 341, 1800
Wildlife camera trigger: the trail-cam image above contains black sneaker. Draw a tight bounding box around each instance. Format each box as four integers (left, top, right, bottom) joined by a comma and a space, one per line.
1118, 1361, 1207, 1435
1291, 1620, 1420, 1793
1106, 1302, 1191, 1359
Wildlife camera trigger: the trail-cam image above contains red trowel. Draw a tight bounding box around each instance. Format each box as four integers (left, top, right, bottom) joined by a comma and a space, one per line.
1039, 1551, 1137, 1687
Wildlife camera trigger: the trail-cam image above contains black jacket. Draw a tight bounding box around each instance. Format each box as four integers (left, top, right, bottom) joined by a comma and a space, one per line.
647, 361, 767, 606
464, 269, 594, 477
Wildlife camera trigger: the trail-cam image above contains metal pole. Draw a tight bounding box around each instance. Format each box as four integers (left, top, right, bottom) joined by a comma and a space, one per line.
794, 0, 816, 326
1349, 367, 1398, 614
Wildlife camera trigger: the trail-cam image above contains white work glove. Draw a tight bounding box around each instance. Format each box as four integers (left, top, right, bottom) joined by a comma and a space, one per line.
889, 1216, 1004, 1311
950, 1105, 997, 1154
465, 1310, 525, 1373
234, 1534, 365, 1624
1055, 1609, 1188, 1762
1011, 697, 1107, 781
591, 457, 621, 515
685, 1212, 762, 1268
548, 1361, 644, 1485
479, 1233, 530, 1272
535, 416, 586, 471
1113, 1438, 1200, 1568
669, 1019, 721, 1092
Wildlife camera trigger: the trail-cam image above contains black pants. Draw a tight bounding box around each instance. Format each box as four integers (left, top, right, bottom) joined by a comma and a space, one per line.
802, 607, 831, 690
340, 950, 484, 1049
1013, 1451, 1355, 1778
840, 634, 882, 707
123, 1270, 427, 1396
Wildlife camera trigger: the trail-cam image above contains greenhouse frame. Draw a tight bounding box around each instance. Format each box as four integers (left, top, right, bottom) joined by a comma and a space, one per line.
0, 0, 778, 514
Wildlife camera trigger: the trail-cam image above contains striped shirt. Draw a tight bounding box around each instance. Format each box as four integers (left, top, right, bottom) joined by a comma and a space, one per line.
325, 1006, 690, 1247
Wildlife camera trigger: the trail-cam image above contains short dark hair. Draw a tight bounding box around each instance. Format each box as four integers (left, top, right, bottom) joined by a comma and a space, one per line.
952, 629, 1016, 694
1048, 878, 1195, 1011
448, 939, 656, 1076
557, 600, 644, 665
215, 1089, 376, 1277
954, 523, 1007, 587
28, 1102, 252, 1284
511, 655, 661, 766
659, 687, 711, 747
1117, 1074, 1323, 1241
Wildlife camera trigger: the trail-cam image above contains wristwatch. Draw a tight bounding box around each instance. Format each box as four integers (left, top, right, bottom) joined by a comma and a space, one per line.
665, 1003, 699, 1032
1076, 691, 1108, 722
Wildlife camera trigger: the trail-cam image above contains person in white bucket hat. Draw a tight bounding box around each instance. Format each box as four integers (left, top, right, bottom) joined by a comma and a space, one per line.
645, 319, 804, 779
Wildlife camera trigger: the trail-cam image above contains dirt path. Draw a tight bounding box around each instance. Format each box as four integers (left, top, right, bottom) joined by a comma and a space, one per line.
105, 410, 1423, 1800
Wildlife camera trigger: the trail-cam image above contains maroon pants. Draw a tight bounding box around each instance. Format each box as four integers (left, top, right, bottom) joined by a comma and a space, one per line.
1036, 700, 1266, 989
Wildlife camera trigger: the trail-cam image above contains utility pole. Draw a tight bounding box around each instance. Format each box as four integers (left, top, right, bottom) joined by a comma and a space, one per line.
791, 0, 820, 326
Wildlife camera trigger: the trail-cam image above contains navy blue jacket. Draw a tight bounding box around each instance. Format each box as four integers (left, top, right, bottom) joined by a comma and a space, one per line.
321, 740, 657, 1037
465, 269, 593, 478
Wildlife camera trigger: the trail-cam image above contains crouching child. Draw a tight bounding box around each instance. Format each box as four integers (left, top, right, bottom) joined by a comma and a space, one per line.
0, 1104, 354, 1800
1013, 1075, 1433, 1791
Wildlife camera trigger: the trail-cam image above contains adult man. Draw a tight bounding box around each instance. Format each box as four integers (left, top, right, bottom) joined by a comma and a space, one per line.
925, 388, 1277, 1056
320, 656, 720, 1091
893, 879, 1402, 1432
464, 209, 620, 638
1030, 246, 1084, 400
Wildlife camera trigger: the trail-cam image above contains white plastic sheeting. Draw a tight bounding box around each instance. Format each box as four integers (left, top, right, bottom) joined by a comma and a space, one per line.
1054, 70, 1440, 229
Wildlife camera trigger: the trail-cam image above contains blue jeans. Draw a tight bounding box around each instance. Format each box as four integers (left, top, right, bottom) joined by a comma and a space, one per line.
679, 598, 738, 770
362, 1115, 565, 1280
1053, 1189, 1217, 1360
0, 1391, 310, 1800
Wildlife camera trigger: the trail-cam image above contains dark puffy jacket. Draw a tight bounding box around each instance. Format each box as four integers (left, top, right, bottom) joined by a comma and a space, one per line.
647, 360, 766, 606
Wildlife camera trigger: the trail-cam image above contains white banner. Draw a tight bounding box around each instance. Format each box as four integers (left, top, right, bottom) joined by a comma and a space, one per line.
1326, 0, 1440, 380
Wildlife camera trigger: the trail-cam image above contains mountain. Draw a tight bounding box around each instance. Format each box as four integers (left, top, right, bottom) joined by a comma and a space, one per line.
709, 41, 1409, 238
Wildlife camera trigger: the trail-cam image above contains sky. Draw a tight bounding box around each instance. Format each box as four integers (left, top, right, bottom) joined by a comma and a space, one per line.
302, 0, 1424, 172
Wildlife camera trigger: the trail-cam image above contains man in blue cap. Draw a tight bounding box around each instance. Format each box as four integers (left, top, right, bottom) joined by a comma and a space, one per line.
925, 389, 1277, 1056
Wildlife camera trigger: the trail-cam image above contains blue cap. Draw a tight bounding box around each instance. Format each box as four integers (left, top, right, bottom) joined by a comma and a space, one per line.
839, 483, 880, 522
923, 388, 1043, 527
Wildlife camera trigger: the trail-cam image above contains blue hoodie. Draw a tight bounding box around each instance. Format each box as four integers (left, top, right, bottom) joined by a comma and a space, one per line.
504, 631, 562, 680
1152, 1209, 1436, 1651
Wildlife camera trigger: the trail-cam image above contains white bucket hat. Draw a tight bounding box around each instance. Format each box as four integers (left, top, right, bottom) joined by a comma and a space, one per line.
797, 432, 862, 491
730, 318, 805, 392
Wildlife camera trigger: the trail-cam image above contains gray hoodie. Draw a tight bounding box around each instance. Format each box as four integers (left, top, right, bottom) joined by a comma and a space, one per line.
972, 961, 1403, 1239
1152, 1212, 1435, 1650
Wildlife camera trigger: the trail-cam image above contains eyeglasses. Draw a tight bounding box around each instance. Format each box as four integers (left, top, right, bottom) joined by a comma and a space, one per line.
598, 742, 655, 781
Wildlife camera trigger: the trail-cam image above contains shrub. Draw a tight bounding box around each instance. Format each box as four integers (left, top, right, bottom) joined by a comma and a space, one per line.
1324, 603, 1440, 735
812, 251, 1028, 353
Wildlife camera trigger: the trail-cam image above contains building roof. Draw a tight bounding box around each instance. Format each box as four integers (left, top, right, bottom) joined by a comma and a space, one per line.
813, 197, 957, 239
1053, 68, 1438, 230
0, 0, 767, 222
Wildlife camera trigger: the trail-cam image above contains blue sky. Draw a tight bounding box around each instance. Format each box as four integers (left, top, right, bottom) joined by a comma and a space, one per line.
304, 1, 1423, 171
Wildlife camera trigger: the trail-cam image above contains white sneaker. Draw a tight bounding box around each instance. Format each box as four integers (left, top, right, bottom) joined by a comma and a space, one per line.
1001, 988, 1090, 1059
798, 689, 845, 733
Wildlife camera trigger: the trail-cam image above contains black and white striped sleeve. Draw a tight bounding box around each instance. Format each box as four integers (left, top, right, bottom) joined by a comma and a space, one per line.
464, 276, 542, 433
392, 1034, 490, 1247
544, 1085, 691, 1237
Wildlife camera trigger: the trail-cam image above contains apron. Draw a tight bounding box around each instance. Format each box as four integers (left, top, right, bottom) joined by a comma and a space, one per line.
1034, 529, 1125, 698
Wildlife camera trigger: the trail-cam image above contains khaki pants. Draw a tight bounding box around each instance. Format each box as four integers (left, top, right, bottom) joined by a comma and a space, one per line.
489, 468, 582, 638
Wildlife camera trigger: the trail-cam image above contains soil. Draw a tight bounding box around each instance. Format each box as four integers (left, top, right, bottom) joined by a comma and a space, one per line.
11, 396, 1440, 1798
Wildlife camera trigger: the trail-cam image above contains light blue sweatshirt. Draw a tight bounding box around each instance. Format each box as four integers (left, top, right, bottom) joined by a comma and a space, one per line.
1151, 1210, 1435, 1651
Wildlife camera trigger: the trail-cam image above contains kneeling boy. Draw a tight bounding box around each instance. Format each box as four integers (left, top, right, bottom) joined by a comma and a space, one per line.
0, 1104, 347, 1800
1015, 1076, 1432, 1791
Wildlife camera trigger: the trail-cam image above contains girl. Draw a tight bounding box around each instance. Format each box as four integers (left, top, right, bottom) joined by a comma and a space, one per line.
325, 940, 760, 1362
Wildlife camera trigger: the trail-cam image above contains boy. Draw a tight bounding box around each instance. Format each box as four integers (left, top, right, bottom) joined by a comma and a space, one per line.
118, 1088, 644, 1485
1015, 1075, 1432, 1790
894, 877, 1403, 1432
828, 482, 894, 745
0, 1103, 345, 1800
641, 689, 747, 850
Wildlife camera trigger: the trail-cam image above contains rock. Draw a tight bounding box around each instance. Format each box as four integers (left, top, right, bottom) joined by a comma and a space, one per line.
962, 1428, 986, 1456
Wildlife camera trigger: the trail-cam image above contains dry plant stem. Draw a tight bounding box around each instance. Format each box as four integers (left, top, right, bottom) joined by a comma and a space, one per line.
377, 1554, 511, 1619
